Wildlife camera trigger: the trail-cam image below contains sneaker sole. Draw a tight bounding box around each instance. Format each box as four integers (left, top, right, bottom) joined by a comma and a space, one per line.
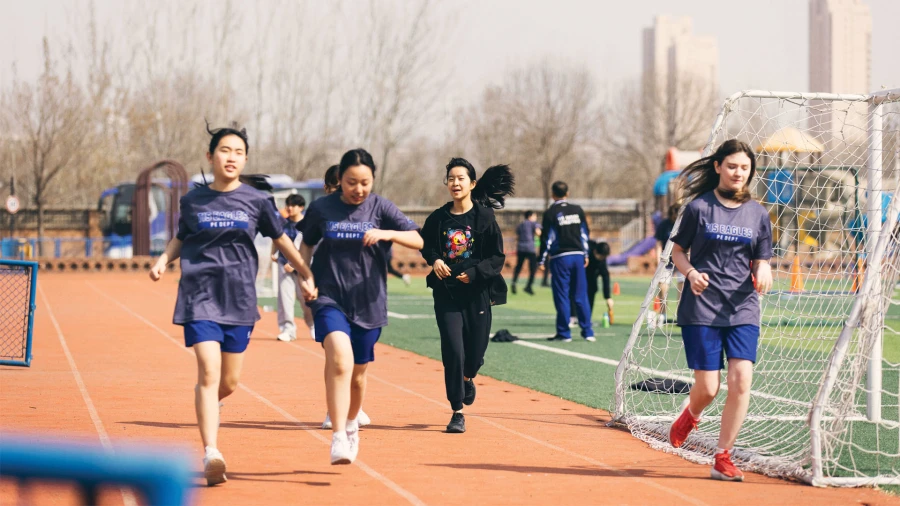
204, 458, 227, 486
710, 468, 744, 482
331, 457, 352, 465
446, 427, 466, 434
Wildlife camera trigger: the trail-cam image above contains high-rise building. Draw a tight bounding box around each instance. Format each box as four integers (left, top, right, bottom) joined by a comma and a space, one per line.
809, 0, 871, 95
642, 16, 719, 147
808, 0, 872, 155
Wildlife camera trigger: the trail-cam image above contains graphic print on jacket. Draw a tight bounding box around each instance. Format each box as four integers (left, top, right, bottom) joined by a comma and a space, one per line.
445, 226, 474, 262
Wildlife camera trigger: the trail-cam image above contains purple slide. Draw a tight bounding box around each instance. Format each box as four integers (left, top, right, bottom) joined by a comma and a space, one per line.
608, 237, 656, 266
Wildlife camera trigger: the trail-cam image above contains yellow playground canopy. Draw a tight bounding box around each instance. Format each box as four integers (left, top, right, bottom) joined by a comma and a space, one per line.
755, 127, 825, 153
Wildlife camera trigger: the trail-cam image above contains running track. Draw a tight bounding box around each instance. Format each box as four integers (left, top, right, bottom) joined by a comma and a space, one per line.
1, 273, 896, 505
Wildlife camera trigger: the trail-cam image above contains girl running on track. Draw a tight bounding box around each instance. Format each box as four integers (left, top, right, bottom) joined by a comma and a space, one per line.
149, 123, 316, 486
666, 139, 772, 482
420, 158, 514, 433
298, 148, 422, 464
318, 163, 372, 429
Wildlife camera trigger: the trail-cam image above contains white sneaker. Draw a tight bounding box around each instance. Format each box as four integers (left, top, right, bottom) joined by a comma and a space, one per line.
346, 419, 360, 461
203, 447, 227, 486
357, 409, 371, 427
584, 336, 596, 342
323, 409, 370, 429
330, 432, 352, 465
569, 317, 578, 328
402, 274, 411, 286
276, 331, 295, 342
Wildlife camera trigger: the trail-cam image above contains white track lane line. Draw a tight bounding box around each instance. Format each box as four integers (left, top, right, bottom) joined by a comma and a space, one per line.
261, 328, 708, 506
39, 286, 138, 506
87, 282, 426, 506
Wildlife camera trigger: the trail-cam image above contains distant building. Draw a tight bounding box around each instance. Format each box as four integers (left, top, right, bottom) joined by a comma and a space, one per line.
808, 0, 872, 156
642, 16, 719, 147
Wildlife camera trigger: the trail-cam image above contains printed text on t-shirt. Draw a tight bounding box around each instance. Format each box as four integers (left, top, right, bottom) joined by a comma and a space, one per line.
197, 210, 250, 229
704, 222, 753, 244
325, 221, 375, 240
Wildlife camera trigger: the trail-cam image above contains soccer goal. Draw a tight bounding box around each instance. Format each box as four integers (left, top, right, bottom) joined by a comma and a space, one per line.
613, 89, 900, 487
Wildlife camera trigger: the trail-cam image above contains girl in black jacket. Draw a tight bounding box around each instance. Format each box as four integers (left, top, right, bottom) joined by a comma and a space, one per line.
420, 158, 514, 433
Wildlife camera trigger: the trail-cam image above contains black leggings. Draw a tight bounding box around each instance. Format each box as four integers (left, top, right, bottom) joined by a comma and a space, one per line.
512, 252, 537, 287
434, 291, 492, 411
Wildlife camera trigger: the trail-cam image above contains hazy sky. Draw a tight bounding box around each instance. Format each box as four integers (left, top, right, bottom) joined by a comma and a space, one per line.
2, 0, 899, 108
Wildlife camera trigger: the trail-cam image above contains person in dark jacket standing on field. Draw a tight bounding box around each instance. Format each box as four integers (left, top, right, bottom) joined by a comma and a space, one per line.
420, 158, 514, 434
540, 181, 595, 343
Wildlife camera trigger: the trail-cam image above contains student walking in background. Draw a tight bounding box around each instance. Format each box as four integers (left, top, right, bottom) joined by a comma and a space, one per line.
511, 211, 540, 295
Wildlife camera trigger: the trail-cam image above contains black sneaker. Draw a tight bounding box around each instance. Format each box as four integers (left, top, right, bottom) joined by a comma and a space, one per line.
463, 379, 476, 405
446, 412, 466, 433
523, 285, 534, 295
546, 334, 572, 342
511, 284, 517, 295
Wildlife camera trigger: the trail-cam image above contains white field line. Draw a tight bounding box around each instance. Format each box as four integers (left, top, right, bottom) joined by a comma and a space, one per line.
39, 286, 138, 506
512, 341, 811, 409
88, 282, 426, 506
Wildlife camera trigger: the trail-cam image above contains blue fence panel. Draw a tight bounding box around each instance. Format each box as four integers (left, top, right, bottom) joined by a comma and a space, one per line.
0, 259, 37, 367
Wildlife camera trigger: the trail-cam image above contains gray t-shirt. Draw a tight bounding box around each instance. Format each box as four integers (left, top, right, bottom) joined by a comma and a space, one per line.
516, 220, 540, 253
671, 191, 772, 327
173, 184, 285, 325
300, 192, 417, 329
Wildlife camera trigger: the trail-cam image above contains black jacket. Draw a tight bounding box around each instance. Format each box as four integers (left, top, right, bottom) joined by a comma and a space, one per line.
420, 202, 508, 306
539, 200, 589, 263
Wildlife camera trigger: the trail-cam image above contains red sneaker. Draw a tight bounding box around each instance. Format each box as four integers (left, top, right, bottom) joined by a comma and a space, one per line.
711, 450, 744, 482
668, 400, 699, 448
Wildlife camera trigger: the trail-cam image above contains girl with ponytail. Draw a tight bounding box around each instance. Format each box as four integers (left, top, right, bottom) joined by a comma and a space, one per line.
419, 158, 514, 433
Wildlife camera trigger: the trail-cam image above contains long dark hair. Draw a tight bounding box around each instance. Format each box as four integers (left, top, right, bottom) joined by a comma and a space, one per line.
445, 157, 515, 209
679, 139, 757, 203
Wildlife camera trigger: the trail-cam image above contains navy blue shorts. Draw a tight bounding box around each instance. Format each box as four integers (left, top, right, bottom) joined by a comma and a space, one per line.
183, 321, 253, 353
680, 325, 759, 371
314, 306, 381, 365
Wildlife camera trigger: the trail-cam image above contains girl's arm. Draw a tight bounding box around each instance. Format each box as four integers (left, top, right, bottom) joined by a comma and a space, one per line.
362, 229, 424, 250
274, 235, 317, 301
752, 259, 772, 294
671, 243, 709, 296
419, 214, 441, 266
273, 234, 313, 280
149, 238, 183, 281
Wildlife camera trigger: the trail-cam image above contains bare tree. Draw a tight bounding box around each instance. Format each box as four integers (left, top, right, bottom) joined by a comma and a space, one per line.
351, 0, 455, 194
464, 62, 600, 206
600, 74, 719, 198
2, 38, 91, 251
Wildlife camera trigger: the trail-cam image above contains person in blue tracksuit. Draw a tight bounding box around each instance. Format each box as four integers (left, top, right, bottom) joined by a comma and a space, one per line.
539, 181, 594, 342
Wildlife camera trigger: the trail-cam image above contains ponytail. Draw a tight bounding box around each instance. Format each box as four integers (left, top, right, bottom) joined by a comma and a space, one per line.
472, 165, 515, 209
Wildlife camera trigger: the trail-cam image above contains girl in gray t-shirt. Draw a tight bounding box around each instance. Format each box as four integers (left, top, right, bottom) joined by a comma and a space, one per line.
149, 124, 316, 486
298, 149, 423, 465
665, 139, 773, 482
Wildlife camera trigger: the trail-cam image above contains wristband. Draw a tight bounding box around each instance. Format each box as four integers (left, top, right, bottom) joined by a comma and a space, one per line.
685, 268, 697, 279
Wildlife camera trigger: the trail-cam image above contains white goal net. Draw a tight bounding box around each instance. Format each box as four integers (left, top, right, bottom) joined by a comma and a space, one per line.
614, 89, 900, 486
